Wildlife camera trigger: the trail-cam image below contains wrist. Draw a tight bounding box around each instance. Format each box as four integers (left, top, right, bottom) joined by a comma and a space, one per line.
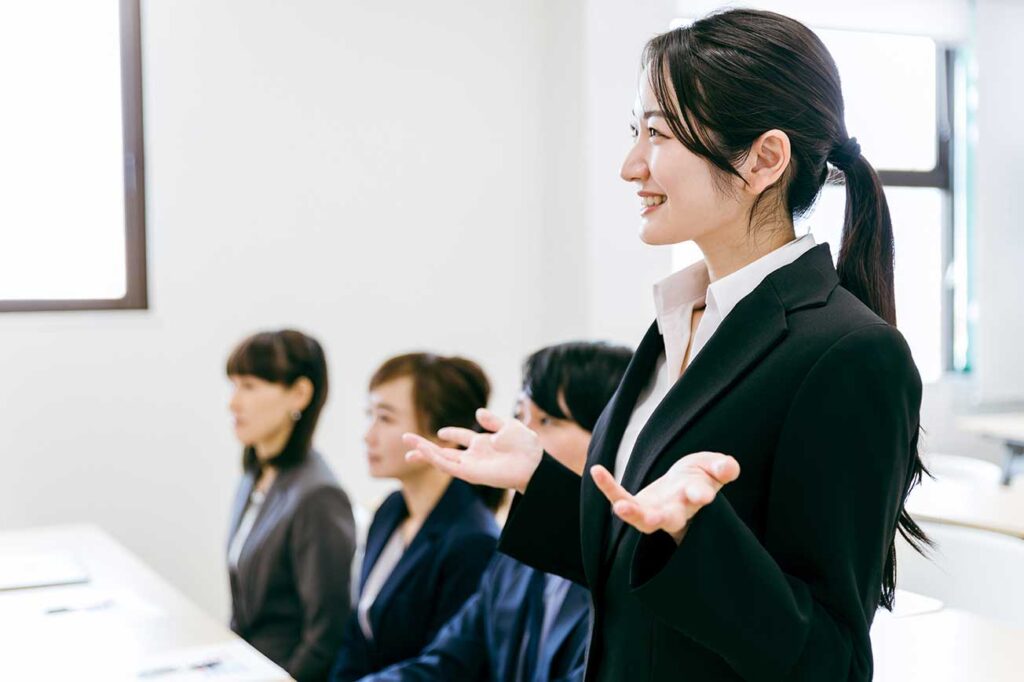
516, 448, 544, 494
669, 524, 689, 545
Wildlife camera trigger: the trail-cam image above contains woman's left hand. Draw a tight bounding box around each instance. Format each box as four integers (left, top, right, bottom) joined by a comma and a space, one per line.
591, 452, 740, 544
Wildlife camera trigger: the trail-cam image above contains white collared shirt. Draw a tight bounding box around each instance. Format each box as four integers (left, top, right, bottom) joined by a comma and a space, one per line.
613, 234, 817, 481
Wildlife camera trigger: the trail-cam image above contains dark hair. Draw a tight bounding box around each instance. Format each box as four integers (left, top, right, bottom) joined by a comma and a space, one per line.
226, 329, 329, 473
642, 9, 926, 609
522, 341, 634, 432
369, 352, 503, 511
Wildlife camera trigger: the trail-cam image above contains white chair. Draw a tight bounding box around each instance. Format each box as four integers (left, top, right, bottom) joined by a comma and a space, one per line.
922, 453, 1003, 485
895, 520, 1024, 629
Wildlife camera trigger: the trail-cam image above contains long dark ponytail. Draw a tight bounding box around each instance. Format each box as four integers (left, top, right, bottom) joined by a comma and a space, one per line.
643, 8, 928, 609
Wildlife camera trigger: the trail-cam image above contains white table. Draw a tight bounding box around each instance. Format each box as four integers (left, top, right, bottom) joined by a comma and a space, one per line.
958, 412, 1024, 484
906, 476, 1024, 539
872, 606, 1024, 681
0, 524, 291, 681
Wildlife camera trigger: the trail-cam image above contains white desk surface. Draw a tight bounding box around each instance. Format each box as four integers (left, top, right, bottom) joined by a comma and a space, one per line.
0, 524, 291, 681
958, 412, 1024, 443
906, 477, 1024, 539
5, 525, 1020, 680
872, 606, 1024, 681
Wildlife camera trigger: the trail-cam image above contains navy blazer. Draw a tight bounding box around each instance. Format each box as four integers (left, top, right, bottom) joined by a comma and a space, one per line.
499, 244, 923, 681
361, 553, 589, 682
330, 479, 499, 681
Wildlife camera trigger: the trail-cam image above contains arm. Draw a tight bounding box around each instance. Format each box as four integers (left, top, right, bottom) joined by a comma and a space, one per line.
630, 324, 921, 681
287, 486, 358, 682
549, 618, 589, 682
498, 453, 588, 586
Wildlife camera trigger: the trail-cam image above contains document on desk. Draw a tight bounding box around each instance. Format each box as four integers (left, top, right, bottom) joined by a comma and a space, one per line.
0, 550, 89, 591
0, 584, 164, 623
135, 641, 289, 681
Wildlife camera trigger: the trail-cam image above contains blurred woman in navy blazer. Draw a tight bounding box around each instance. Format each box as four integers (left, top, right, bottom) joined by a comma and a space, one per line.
329, 353, 501, 681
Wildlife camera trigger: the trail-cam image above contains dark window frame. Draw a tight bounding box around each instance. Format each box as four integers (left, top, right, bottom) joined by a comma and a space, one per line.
828, 46, 957, 372
0, 0, 147, 313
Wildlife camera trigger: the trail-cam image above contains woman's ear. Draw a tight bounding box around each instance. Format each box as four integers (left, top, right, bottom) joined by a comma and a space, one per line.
291, 377, 315, 412
742, 129, 791, 195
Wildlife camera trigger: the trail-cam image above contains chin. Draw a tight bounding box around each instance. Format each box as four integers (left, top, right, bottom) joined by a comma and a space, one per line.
639, 218, 702, 246
639, 224, 679, 246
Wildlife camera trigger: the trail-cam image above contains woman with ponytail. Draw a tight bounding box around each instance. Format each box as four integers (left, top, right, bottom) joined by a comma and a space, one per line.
405, 9, 926, 681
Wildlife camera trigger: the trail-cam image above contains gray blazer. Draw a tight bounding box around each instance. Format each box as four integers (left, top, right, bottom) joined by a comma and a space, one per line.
228, 450, 356, 682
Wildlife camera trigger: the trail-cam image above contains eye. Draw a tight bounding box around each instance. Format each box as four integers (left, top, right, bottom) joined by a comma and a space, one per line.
539, 416, 552, 426
648, 127, 663, 139
629, 123, 639, 140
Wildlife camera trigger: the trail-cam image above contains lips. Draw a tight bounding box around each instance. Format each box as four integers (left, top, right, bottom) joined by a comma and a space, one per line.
638, 191, 667, 216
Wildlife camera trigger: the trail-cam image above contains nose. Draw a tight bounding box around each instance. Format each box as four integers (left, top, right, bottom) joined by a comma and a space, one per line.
228, 389, 240, 413
620, 139, 648, 184
363, 424, 375, 446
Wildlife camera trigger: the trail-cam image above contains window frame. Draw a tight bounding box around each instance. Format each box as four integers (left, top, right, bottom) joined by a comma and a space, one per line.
0, 0, 147, 313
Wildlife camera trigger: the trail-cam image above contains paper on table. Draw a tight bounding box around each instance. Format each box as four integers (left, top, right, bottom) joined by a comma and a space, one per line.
0, 584, 165, 623
134, 640, 289, 681
0, 550, 89, 591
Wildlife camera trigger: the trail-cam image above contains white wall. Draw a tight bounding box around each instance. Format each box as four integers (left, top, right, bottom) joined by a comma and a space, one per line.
972, 0, 1024, 405
583, 0, 678, 346
0, 0, 587, 620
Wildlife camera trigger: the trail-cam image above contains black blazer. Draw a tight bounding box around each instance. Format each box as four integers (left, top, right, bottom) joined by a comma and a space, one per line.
228, 451, 357, 682
499, 244, 922, 682
330, 479, 499, 681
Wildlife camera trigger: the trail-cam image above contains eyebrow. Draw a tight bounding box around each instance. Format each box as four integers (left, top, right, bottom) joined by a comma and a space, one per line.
370, 403, 399, 414
632, 109, 668, 120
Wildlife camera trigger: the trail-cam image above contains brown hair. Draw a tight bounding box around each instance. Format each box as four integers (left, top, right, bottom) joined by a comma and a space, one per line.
226, 329, 328, 472
370, 352, 502, 510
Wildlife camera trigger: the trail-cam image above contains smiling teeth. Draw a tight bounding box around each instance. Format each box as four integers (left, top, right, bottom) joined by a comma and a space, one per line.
641, 196, 666, 207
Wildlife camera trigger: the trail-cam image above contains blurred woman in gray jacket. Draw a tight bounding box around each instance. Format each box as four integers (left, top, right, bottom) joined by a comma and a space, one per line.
226, 329, 357, 682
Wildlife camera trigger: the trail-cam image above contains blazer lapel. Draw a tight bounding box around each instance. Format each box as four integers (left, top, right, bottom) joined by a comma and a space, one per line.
236, 465, 296, 577
603, 244, 840, 558
228, 470, 256, 542
580, 322, 662, 586
366, 480, 469, 630
360, 495, 407, 591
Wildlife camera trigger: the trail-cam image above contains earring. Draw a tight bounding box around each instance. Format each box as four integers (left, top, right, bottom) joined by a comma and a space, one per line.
290, 410, 302, 422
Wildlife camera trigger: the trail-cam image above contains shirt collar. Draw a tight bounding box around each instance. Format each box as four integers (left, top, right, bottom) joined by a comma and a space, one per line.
705, 233, 817, 322
653, 258, 709, 335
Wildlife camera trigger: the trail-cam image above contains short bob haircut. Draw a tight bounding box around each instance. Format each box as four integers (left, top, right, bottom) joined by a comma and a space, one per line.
522, 341, 633, 432
226, 329, 328, 473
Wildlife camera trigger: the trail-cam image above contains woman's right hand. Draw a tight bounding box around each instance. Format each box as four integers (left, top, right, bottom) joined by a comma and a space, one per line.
403, 408, 543, 493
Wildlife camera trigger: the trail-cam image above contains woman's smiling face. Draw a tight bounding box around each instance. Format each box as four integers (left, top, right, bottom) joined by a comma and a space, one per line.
620, 68, 747, 247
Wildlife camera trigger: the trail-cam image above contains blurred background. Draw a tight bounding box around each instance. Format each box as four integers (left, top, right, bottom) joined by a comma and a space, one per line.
1, 0, 1021, 627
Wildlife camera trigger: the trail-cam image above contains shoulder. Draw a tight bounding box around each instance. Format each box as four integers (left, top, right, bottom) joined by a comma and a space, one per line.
287, 456, 354, 519
790, 284, 915, 366
436, 522, 499, 561
366, 490, 406, 532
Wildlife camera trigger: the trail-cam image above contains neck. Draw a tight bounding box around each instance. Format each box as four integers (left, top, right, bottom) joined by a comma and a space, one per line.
400, 466, 452, 522
695, 216, 796, 282
253, 423, 293, 464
